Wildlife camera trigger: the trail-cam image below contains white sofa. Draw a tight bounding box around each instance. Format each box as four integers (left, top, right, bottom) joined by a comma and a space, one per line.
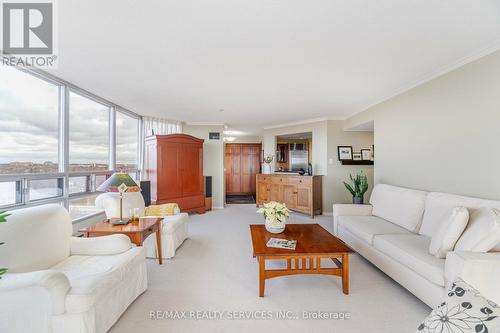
95, 192, 189, 259
0, 204, 147, 333
333, 184, 500, 308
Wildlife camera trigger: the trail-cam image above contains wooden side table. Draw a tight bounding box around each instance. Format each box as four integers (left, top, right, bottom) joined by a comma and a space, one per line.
79, 217, 163, 264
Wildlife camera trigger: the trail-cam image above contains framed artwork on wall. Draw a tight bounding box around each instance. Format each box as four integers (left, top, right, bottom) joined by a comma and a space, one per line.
361, 149, 372, 161
338, 146, 353, 161
353, 152, 362, 161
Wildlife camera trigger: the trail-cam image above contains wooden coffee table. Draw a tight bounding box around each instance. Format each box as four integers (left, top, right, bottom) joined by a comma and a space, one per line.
250, 224, 353, 297
79, 217, 163, 264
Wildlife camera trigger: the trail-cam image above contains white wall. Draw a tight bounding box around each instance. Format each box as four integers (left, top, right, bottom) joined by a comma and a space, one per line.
183, 124, 225, 208
351, 49, 500, 200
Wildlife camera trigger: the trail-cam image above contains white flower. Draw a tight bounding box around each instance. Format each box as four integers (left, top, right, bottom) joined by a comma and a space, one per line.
257, 201, 290, 225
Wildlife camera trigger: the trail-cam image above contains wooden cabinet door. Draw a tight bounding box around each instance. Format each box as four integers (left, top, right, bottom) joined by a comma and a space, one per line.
241, 144, 260, 193
282, 184, 297, 209
180, 143, 203, 196
158, 142, 181, 199
269, 183, 282, 202
296, 186, 312, 213
226, 144, 242, 194
256, 180, 269, 203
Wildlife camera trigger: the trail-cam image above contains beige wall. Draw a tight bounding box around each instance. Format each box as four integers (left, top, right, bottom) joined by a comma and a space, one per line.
262, 120, 374, 212
351, 49, 500, 200
326, 120, 374, 210
262, 121, 328, 175
183, 124, 225, 208
231, 136, 262, 144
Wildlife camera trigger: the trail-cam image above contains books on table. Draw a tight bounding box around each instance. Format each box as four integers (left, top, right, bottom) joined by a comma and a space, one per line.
266, 238, 297, 250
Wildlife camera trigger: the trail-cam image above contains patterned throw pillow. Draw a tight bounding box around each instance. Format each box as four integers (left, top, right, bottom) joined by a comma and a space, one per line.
416, 279, 499, 333
145, 203, 180, 216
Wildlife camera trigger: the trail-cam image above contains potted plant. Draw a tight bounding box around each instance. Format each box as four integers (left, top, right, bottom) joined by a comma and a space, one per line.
344, 172, 369, 204
257, 201, 290, 234
262, 154, 273, 174
0, 211, 10, 278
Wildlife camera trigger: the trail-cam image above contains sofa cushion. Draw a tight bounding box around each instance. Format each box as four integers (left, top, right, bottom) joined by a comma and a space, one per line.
373, 234, 445, 286
337, 215, 411, 245
455, 208, 500, 252
369, 184, 428, 233
50, 247, 145, 314
429, 207, 469, 259
419, 192, 500, 240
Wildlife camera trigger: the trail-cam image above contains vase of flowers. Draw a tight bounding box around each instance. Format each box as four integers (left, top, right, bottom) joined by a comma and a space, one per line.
262, 155, 273, 174
343, 172, 369, 204
257, 201, 290, 234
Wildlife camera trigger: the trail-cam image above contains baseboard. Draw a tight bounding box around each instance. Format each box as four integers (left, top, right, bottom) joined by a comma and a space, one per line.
323, 212, 333, 216
212, 206, 225, 210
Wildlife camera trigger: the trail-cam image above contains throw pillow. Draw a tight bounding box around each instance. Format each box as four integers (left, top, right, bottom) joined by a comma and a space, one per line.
145, 203, 180, 216
455, 208, 500, 252
429, 207, 469, 259
416, 279, 499, 333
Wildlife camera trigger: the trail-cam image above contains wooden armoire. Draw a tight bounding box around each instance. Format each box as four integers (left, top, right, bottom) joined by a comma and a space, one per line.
225, 143, 261, 195
144, 134, 205, 214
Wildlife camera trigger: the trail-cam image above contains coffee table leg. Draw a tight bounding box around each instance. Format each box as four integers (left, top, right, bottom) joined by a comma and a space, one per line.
259, 256, 265, 297
156, 226, 163, 265
342, 254, 349, 294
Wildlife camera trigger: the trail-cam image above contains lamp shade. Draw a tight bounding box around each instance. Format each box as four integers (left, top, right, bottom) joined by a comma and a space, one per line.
96, 172, 140, 192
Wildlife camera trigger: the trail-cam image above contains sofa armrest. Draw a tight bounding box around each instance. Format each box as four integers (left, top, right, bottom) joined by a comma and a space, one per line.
0, 270, 70, 315
70, 234, 132, 256
445, 251, 500, 305
333, 204, 373, 217
332, 204, 373, 236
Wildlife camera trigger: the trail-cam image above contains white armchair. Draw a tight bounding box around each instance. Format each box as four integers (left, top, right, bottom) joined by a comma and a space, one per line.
0, 204, 147, 333
95, 192, 189, 258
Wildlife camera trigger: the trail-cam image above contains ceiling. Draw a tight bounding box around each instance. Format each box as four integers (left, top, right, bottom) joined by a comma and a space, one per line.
49, 0, 500, 136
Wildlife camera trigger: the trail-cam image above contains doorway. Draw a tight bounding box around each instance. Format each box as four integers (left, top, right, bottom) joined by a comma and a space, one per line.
225, 143, 261, 204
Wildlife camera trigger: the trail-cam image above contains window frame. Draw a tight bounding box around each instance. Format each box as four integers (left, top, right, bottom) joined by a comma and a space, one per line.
0, 64, 144, 222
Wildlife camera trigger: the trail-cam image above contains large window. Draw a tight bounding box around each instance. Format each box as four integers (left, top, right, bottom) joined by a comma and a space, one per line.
116, 111, 139, 171
0, 66, 142, 221
69, 91, 110, 172
0, 66, 59, 175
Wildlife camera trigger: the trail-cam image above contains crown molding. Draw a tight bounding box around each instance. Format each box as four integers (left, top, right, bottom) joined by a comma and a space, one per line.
350, 38, 500, 119
184, 121, 226, 126
263, 116, 346, 130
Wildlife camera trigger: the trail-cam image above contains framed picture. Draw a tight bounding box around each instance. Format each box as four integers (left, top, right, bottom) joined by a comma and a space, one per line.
337, 146, 353, 161
361, 149, 372, 161
353, 152, 362, 161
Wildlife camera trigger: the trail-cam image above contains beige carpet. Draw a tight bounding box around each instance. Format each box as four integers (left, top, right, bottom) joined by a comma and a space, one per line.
110, 204, 430, 333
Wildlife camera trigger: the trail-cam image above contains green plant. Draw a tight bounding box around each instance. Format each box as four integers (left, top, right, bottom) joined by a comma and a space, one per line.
0, 211, 10, 223
0, 211, 10, 279
343, 172, 369, 198
257, 201, 290, 225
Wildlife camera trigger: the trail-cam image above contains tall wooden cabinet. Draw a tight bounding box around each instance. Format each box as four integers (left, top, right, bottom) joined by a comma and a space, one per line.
225, 143, 261, 195
256, 174, 322, 217
144, 134, 205, 214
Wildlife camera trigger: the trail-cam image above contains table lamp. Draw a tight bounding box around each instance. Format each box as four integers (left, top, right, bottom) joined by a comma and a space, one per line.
97, 172, 141, 225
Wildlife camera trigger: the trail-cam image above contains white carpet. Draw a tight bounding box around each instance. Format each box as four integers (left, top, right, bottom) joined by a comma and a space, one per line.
110, 204, 430, 333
